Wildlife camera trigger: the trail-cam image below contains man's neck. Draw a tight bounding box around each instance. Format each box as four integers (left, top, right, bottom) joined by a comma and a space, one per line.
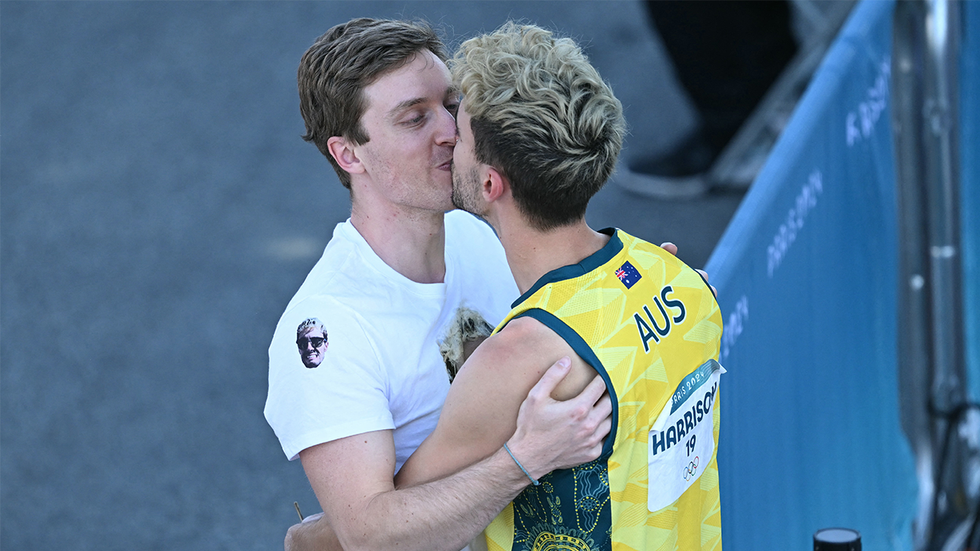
494, 217, 609, 294
350, 201, 447, 285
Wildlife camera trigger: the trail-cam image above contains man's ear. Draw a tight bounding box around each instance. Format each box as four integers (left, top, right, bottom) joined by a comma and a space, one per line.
484, 167, 509, 202
326, 136, 364, 175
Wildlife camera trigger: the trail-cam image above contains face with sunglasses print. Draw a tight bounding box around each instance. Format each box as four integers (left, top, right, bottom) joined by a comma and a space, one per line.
296, 318, 328, 369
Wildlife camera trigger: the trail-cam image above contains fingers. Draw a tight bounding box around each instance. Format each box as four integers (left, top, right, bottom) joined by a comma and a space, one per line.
578, 399, 612, 464
302, 511, 324, 525
592, 416, 612, 449
584, 393, 612, 441
592, 392, 612, 420
573, 374, 608, 407
597, 415, 612, 438
695, 268, 718, 298
572, 380, 612, 460
527, 356, 572, 400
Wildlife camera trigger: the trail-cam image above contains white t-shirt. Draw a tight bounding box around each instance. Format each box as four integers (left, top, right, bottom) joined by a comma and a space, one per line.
265, 211, 517, 472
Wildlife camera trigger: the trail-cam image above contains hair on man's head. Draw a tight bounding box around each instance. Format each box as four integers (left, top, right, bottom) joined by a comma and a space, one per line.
451, 22, 625, 230
298, 18, 448, 189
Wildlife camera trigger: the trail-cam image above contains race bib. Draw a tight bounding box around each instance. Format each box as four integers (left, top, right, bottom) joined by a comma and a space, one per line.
647, 359, 725, 512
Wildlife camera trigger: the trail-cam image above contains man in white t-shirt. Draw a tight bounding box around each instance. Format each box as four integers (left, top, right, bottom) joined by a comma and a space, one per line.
265, 19, 613, 551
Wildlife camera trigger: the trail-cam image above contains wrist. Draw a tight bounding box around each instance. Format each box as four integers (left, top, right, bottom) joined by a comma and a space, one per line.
503, 442, 540, 486
501, 438, 550, 482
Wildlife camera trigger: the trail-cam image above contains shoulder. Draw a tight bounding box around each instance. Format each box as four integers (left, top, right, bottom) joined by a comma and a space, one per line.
288, 224, 401, 312
457, 315, 581, 394
452, 316, 553, 382
275, 295, 364, 335
621, 231, 684, 268
443, 315, 566, 418
273, 291, 375, 345
284, 228, 357, 304
493, 315, 557, 347
269, 294, 381, 384
620, 231, 708, 286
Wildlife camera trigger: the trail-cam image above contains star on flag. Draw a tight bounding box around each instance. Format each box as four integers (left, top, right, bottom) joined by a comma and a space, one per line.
615, 261, 641, 289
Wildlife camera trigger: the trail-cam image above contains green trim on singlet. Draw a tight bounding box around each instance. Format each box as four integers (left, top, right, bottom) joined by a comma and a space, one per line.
501, 308, 614, 550
512, 308, 618, 458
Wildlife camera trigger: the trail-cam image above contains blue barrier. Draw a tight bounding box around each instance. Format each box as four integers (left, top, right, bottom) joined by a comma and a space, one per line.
704, 1, 923, 549
963, 0, 979, 405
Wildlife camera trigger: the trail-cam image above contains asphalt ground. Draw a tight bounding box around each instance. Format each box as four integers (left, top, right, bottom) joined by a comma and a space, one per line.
0, 2, 744, 549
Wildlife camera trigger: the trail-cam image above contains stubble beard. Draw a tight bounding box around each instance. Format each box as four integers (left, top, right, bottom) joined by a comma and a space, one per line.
451, 166, 485, 219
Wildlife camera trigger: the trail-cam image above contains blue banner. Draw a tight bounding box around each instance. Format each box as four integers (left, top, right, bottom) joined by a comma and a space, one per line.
705, 1, 922, 548
962, 0, 979, 405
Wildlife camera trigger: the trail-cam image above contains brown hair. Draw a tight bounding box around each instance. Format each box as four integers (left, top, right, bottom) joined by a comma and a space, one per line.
298, 18, 448, 188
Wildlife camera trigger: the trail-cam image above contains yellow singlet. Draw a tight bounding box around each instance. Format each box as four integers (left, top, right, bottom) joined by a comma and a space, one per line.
485, 229, 724, 551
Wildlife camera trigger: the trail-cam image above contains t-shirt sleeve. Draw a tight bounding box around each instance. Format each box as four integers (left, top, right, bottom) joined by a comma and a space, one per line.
264, 298, 392, 461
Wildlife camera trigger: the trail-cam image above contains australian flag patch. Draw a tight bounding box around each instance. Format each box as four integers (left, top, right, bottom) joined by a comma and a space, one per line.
614, 261, 641, 289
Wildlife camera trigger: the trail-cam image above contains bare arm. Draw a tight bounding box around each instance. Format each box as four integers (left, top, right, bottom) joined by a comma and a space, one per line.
283, 242, 700, 551
287, 353, 609, 551
395, 317, 603, 489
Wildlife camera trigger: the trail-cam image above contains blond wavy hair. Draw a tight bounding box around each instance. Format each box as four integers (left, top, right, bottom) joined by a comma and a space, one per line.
451, 22, 625, 230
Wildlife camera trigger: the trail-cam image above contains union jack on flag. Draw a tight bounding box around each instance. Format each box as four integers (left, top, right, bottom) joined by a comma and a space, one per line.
615, 261, 641, 289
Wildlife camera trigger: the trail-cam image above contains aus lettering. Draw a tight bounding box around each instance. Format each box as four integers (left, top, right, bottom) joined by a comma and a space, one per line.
633, 285, 687, 353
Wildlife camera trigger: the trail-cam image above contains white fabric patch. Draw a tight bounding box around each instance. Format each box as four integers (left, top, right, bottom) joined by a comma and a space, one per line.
647, 359, 725, 512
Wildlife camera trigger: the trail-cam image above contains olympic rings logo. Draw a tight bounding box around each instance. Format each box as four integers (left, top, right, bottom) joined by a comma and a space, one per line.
682, 456, 700, 481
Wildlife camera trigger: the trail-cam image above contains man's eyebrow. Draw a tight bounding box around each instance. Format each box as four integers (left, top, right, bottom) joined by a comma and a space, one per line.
386, 97, 426, 120
386, 87, 459, 121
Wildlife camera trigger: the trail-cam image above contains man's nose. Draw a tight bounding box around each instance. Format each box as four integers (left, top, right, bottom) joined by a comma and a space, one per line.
437, 108, 457, 146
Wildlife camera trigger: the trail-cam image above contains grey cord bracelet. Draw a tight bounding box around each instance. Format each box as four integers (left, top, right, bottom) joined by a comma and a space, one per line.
503, 443, 540, 486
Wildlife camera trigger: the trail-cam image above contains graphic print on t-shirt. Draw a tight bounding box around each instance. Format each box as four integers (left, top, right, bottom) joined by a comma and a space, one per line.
296, 318, 329, 369
438, 306, 493, 382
